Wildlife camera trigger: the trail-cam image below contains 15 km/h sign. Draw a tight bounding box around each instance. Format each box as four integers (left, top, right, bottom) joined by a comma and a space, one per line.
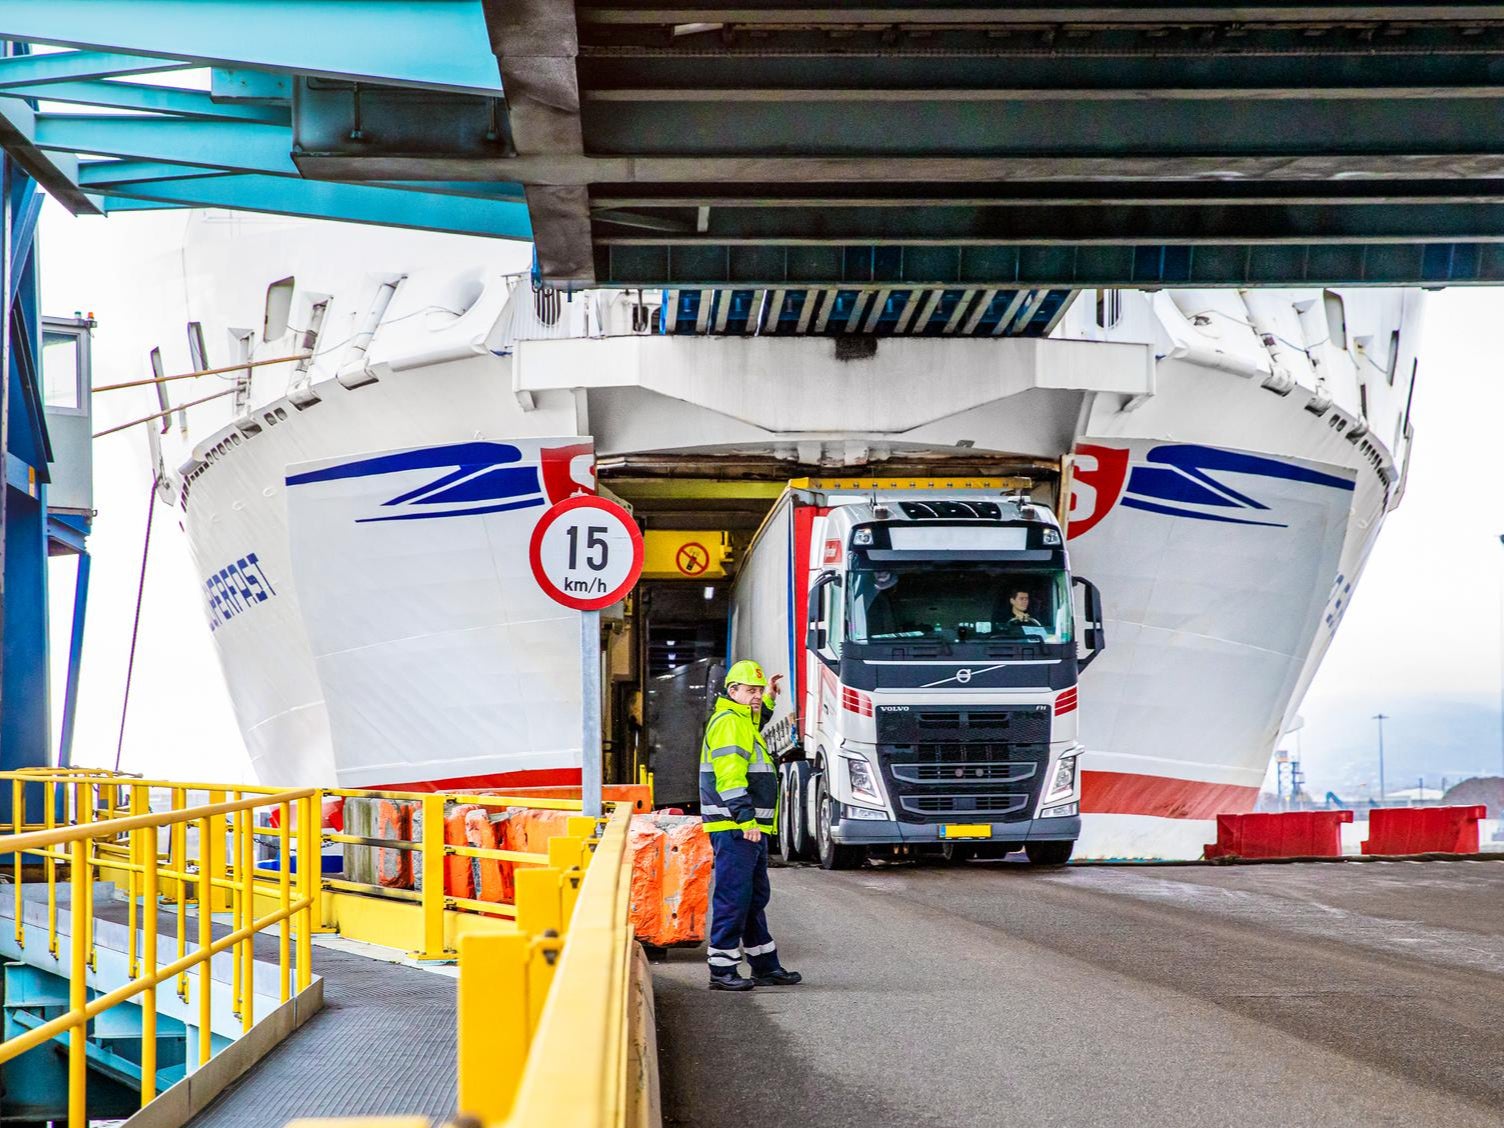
529, 495, 644, 610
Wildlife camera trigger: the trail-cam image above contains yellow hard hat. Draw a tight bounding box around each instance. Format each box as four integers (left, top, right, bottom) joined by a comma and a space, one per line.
725, 659, 768, 688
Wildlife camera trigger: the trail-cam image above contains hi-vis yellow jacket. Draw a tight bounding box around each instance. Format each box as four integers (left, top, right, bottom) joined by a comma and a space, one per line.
698, 694, 778, 833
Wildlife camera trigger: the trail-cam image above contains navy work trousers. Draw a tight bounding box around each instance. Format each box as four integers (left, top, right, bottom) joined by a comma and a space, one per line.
707, 830, 781, 977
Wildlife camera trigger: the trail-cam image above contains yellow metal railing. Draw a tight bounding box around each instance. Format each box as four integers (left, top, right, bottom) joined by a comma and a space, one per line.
0, 772, 320, 1127
1, 770, 654, 1128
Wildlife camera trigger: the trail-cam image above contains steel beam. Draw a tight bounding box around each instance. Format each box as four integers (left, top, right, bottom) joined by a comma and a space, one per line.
35, 114, 299, 176
2, 80, 290, 123
593, 241, 1504, 287
0, 0, 503, 95
95, 173, 532, 239
593, 201, 1504, 244
0, 100, 93, 215
78, 160, 234, 187
483, 0, 594, 284
578, 5, 1504, 23
0, 48, 190, 87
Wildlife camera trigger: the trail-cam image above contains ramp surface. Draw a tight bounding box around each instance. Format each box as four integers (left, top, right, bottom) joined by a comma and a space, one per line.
655, 860, 1504, 1127
92, 901, 456, 1125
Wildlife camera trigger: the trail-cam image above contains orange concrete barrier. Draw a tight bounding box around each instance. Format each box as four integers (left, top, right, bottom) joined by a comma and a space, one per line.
629, 813, 711, 947
465, 807, 509, 902
1361, 805, 1488, 855
1204, 811, 1352, 860
444, 803, 480, 898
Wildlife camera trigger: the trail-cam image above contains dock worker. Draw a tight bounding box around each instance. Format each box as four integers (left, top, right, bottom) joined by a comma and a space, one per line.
700, 660, 803, 991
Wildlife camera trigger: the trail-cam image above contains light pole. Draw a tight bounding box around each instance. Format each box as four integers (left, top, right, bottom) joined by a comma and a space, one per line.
1373, 713, 1389, 804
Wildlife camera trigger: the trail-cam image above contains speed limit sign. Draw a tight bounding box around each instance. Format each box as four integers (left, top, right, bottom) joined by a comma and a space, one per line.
529, 495, 644, 611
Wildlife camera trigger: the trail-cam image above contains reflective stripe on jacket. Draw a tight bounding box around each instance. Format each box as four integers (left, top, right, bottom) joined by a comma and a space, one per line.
699, 694, 778, 833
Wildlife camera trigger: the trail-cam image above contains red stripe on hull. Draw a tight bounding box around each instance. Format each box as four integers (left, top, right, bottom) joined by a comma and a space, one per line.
1081, 770, 1260, 821
374, 767, 582, 794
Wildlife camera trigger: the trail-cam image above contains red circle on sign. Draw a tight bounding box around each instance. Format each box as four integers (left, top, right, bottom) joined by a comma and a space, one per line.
529, 495, 644, 611
676, 541, 710, 576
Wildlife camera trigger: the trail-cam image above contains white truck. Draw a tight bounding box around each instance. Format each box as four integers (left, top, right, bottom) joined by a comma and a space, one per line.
729, 481, 1104, 869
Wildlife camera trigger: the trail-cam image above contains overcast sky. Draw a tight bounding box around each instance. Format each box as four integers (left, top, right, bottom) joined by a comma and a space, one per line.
38, 203, 1504, 796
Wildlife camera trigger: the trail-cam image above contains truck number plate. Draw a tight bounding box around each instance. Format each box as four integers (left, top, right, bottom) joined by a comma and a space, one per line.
940, 824, 991, 839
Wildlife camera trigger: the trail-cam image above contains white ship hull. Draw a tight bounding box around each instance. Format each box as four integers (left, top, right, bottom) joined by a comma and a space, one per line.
144, 215, 1421, 857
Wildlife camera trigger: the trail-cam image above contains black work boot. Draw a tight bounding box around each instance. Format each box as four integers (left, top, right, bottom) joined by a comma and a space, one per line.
708, 971, 756, 992
751, 968, 803, 986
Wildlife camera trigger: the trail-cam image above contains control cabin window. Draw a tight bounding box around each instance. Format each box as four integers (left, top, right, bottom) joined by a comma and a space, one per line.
42, 331, 83, 412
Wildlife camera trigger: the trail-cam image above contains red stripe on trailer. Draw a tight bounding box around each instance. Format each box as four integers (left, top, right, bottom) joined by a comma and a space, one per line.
1081, 770, 1260, 820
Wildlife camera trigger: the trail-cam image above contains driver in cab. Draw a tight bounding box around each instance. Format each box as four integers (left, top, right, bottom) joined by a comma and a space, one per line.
999, 587, 1042, 638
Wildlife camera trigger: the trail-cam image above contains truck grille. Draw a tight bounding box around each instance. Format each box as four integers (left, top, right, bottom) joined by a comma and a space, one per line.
891, 761, 1037, 784
900, 795, 1031, 816
874, 705, 1051, 824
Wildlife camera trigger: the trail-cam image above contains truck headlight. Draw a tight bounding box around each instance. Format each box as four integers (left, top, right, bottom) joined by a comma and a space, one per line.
1045, 755, 1078, 802
1040, 802, 1078, 819
843, 803, 888, 821
852, 528, 874, 546
847, 757, 879, 800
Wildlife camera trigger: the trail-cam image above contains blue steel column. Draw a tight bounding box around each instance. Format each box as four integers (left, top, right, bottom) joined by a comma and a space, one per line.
0, 63, 52, 788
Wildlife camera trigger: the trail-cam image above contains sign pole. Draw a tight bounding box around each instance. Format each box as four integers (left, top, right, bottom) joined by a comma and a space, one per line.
581, 608, 603, 818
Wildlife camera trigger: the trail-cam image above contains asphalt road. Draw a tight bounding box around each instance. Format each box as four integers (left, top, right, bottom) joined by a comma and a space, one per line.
653, 858, 1504, 1128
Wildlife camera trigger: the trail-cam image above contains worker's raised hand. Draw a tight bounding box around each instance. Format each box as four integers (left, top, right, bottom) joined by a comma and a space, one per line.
769, 673, 785, 698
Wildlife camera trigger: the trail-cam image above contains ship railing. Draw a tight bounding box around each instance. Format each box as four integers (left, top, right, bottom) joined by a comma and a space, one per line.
0, 771, 655, 1127
0, 771, 320, 1127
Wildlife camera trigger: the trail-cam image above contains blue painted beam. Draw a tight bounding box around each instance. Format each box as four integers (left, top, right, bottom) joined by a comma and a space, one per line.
0, 98, 92, 214
0, 48, 190, 87
97, 173, 532, 240
35, 113, 298, 175
0, 1, 503, 95
3, 79, 290, 123
78, 160, 228, 187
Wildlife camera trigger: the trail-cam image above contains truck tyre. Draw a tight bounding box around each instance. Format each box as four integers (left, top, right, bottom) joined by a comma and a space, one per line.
1025, 840, 1074, 867
815, 775, 865, 871
778, 761, 814, 864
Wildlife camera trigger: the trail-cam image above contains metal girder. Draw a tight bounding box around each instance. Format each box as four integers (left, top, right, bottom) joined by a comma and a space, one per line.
3, 80, 289, 123
593, 242, 1504, 287
0, 0, 503, 94
594, 202, 1504, 244
577, 5, 1504, 23
78, 160, 234, 186
483, 0, 594, 284
0, 99, 93, 215
35, 114, 299, 175
0, 48, 191, 87
94, 173, 533, 239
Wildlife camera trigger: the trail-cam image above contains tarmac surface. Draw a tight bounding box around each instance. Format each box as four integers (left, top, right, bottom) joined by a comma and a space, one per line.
653, 858, 1504, 1128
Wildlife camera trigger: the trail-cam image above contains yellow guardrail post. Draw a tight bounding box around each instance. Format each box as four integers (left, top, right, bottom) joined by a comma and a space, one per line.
197, 813, 213, 1068
279, 799, 292, 1004
241, 805, 256, 1033
141, 816, 160, 1106
12, 777, 23, 949
457, 931, 531, 1122
69, 835, 87, 1126
297, 794, 315, 991
207, 788, 230, 912
413, 792, 450, 962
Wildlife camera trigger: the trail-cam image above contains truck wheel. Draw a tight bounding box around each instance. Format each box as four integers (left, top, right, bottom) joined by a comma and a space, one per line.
815, 776, 865, 871
778, 763, 809, 863
1025, 840, 1074, 867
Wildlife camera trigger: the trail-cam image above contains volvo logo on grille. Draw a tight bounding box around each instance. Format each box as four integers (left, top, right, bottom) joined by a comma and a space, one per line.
955, 668, 973, 684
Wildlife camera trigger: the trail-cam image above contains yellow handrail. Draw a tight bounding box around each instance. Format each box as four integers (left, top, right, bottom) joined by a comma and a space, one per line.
0, 779, 321, 1127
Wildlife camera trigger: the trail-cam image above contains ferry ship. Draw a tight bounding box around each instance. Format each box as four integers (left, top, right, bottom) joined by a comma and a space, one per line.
135, 213, 1422, 859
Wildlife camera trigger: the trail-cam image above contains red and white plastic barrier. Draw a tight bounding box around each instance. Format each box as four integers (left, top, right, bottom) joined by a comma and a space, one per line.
1203, 811, 1353, 860
1360, 805, 1488, 856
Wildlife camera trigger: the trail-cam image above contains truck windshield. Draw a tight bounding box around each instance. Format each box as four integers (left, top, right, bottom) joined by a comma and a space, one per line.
846, 564, 1072, 645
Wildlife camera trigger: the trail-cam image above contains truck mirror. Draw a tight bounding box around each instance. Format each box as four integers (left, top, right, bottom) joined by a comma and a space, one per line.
807, 626, 827, 652
1073, 575, 1106, 670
